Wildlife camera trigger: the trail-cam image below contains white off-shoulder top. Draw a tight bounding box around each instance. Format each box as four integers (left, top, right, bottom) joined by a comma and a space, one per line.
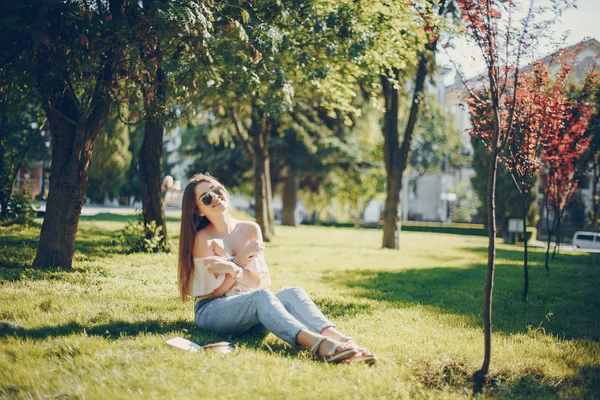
189, 254, 271, 298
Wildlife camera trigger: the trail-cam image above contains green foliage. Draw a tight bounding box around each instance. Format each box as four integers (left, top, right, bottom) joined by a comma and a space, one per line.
0, 189, 36, 227
409, 94, 471, 173
180, 117, 252, 191
87, 104, 133, 204
565, 192, 587, 232
449, 181, 481, 223
119, 215, 167, 254
580, 80, 600, 229
0, 61, 48, 215
119, 123, 144, 204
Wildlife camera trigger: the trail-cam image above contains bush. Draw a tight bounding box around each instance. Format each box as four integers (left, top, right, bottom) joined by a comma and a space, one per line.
119, 215, 167, 253
1, 191, 37, 227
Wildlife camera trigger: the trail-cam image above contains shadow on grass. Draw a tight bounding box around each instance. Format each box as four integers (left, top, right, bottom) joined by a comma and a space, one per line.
0, 226, 122, 281
0, 319, 191, 340
467, 246, 600, 266
412, 358, 599, 399
0, 318, 305, 358
328, 251, 600, 341
0, 214, 179, 281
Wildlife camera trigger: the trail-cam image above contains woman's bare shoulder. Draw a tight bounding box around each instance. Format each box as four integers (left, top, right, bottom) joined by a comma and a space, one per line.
193, 228, 215, 257
234, 219, 260, 230
236, 220, 262, 240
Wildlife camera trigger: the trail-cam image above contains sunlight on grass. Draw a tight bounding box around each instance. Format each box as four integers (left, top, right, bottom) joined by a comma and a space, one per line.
0, 218, 598, 399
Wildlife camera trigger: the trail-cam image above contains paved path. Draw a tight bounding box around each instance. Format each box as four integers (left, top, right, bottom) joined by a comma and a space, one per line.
32, 201, 182, 217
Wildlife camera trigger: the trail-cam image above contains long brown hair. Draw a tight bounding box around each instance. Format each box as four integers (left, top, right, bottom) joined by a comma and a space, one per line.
177, 173, 231, 301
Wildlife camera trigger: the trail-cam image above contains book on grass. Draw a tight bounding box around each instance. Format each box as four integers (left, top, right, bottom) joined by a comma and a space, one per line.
166, 337, 233, 354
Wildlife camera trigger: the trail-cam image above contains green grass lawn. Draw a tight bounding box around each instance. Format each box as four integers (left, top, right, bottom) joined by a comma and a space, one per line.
0, 216, 599, 399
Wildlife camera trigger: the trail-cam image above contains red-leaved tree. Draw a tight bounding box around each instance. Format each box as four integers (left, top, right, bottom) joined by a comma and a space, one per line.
501, 61, 549, 302
540, 57, 596, 269
453, 0, 575, 391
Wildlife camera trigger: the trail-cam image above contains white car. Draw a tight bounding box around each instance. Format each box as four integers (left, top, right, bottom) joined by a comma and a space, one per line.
572, 231, 600, 250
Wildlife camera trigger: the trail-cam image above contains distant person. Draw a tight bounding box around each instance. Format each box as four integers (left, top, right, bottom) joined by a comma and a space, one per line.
177, 173, 376, 364
161, 175, 174, 195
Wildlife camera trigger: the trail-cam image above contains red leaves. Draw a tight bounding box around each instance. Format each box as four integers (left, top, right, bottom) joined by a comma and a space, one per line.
467, 49, 597, 202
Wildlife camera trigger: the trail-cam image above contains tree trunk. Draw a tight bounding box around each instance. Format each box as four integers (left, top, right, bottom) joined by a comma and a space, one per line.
139, 117, 169, 251
265, 147, 275, 233
138, 28, 169, 252
33, 99, 106, 268
544, 198, 553, 270
591, 163, 599, 232
552, 215, 562, 260
253, 139, 273, 241
381, 44, 435, 249
473, 145, 499, 391
40, 158, 46, 200
545, 229, 553, 271
0, 137, 8, 218
522, 196, 529, 302
282, 166, 299, 226
381, 72, 401, 248
473, 77, 501, 393
250, 109, 274, 241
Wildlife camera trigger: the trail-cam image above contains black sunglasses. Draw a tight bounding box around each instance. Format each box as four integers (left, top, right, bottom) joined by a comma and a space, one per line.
199, 186, 224, 206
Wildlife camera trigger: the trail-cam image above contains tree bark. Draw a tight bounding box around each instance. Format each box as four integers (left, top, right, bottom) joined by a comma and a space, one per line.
139, 117, 169, 251
253, 140, 273, 241
265, 146, 275, 232
250, 108, 274, 241
544, 196, 554, 270
381, 72, 401, 248
33, 92, 109, 268
591, 163, 599, 232
138, 19, 169, 252
522, 196, 529, 302
0, 137, 8, 218
552, 215, 562, 260
282, 165, 299, 226
473, 73, 501, 393
381, 28, 438, 249
473, 139, 499, 393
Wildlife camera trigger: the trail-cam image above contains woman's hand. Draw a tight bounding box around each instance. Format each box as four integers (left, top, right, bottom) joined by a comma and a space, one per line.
237, 239, 265, 263
204, 256, 236, 276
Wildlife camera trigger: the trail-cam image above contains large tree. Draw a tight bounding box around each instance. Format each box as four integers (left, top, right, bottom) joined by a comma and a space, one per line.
121, 0, 214, 252
194, 0, 357, 240
379, 0, 454, 249
2, 0, 129, 268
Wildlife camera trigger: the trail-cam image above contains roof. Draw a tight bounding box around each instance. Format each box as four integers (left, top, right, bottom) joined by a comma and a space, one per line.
445, 37, 600, 92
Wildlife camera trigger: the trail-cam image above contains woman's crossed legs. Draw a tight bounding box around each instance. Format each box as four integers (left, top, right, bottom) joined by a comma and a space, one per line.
195, 287, 372, 363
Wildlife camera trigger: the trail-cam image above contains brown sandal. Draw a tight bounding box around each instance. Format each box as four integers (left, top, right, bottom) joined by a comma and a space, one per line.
309, 337, 359, 363
339, 336, 377, 365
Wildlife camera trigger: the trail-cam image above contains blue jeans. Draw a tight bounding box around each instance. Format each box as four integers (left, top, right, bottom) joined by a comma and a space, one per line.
194, 287, 335, 346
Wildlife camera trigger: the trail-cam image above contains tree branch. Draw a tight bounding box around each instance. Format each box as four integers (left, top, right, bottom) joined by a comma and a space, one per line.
230, 107, 254, 157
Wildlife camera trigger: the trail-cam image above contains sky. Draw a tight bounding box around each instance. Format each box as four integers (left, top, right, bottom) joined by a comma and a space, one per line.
440, 0, 600, 82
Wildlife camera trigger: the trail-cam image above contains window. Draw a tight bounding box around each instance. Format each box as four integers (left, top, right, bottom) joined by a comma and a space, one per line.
577, 234, 594, 241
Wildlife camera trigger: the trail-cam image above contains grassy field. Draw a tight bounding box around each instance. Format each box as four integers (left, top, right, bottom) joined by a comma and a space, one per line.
0, 215, 599, 399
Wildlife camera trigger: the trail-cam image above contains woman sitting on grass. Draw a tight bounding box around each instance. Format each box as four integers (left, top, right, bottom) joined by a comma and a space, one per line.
178, 173, 376, 364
